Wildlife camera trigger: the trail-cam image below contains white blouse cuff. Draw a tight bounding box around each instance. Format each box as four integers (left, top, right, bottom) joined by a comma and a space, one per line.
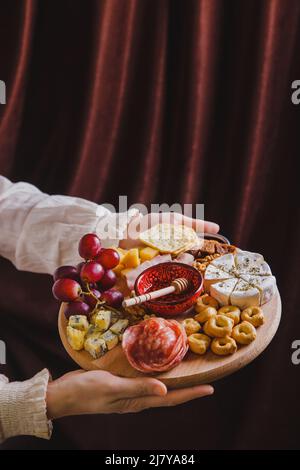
0, 369, 52, 443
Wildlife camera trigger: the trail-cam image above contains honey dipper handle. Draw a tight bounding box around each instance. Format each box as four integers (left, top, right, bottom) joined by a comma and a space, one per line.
122, 278, 188, 308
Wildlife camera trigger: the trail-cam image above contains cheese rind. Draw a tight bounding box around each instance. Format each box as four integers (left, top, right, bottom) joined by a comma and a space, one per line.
210, 278, 239, 306
240, 275, 276, 305
230, 279, 260, 309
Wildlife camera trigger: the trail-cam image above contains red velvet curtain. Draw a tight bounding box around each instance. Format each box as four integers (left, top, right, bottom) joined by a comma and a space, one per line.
0, 0, 300, 449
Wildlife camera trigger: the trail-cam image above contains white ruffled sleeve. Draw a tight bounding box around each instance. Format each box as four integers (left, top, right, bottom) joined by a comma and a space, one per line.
0, 369, 52, 443
0, 175, 139, 275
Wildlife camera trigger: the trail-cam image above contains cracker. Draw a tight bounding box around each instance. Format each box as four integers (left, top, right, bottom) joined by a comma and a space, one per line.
139, 223, 199, 254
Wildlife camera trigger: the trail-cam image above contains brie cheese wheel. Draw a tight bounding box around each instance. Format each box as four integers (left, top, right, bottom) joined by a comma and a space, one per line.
204, 250, 275, 306
204, 264, 234, 290
240, 275, 276, 305
230, 279, 260, 309
211, 253, 237, 276
210, 278, 239, 306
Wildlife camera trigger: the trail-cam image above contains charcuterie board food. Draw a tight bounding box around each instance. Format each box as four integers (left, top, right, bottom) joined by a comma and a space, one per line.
56, 225, 281, 388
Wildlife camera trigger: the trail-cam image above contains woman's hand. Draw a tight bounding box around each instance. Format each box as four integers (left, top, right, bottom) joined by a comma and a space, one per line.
46, 370, 214, 419
119, 212, 219, 250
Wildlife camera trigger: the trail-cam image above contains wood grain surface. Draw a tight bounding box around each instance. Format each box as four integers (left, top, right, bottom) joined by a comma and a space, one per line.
58, 288, 281, 389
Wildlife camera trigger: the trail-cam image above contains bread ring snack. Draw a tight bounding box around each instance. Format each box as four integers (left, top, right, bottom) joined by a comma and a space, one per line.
241, 306, 264, 327
181, 318, 201, 336
211, 336, 237, 356
203, 314, 234, 338
194, 306, 217, 324
218, 306, 241, 325
195, 294, 219, 313
232, 321, 256, 345
188, 333, 211, 355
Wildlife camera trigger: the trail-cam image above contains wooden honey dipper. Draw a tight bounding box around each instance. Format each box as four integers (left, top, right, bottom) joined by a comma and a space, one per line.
122, 278, 190, 309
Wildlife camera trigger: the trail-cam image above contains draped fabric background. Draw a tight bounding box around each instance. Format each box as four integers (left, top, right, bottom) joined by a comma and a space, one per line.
0, 0, 300, 450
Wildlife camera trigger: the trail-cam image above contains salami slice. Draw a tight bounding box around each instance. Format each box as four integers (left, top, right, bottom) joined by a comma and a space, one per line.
122, 317, 188, 373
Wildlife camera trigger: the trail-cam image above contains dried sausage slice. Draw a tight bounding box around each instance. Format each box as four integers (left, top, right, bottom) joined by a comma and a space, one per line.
122, 317, 188, 373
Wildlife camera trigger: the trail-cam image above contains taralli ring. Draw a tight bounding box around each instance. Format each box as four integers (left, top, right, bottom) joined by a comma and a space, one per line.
181, 318, 201, 336
203, 314, 234, 338
188, 333, 211, 355
218, 306, 241, 325
211, 336, 237, 356
241, 306, 264, 327
232, 321, 257, 345
194, 306, 217, 324
195, 294, 219, 313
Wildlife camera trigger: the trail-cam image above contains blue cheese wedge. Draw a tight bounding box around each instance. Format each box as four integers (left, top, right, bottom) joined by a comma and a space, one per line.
68, 315, 89, 332
211, 254, 237, 276
240, 274, 276, 305
204, 264, 234, 290
84, 336, 107, 359
86, 324, 103, 338
100, 330, 119, 350
110, 319, 129, 335
230, 279, 260, 309
67, 325, 86, 350
91, 310, 111, 331
210, 278, 238, 306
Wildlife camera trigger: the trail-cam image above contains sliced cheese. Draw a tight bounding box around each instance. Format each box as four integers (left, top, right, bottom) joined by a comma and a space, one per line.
230, 279, 260, 309
210, 278, 239, 306
240, 274, 276, 305
204, 264, 235, 290
211, 254, 237, 276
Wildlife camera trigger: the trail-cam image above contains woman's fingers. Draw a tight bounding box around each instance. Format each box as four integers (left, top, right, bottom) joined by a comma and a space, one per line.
119, 385, 214, 413
202, 220, 220, 234
178, 215, 219, 234
143, 384, 214, 409
113, 377, 167, 399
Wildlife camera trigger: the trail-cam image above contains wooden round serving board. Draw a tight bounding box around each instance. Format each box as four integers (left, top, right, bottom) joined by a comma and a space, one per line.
58, 288, 281, 389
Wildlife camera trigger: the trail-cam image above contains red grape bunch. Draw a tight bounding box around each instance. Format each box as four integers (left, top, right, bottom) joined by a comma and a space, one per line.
52, 233, 124, 318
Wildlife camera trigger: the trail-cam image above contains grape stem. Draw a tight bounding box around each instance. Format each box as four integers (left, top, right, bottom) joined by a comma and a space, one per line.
83, 285, 122, 316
